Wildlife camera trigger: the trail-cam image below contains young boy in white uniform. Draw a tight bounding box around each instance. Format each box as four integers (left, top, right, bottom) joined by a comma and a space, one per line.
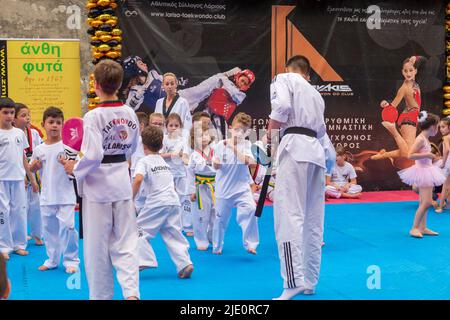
30, 107, 79, 273
268, 56, 328, 300
14, 103, 44, 246
0, 98, 39, 260
325, 146, 362, 199
63, 60, 140, 300
212, 112, 259, 255
132, 125, 194, 278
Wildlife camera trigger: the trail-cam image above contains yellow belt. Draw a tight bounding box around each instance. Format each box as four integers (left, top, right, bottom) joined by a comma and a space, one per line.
195, 174, 216, 210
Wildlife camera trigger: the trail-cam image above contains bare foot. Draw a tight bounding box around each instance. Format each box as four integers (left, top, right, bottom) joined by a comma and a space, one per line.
247, 248, 257, 255
431, 201, 439, 210
126, 296, 139, 300
38, 265, 50, 271
1, 253, 10, 260
213, 250, 222, 255
410, 228, 423, 238
66, 266, 78, 274
371, 149, 387, 160
34, 237, 44, 246
178, 264, 194, 279
14, 249, 29, 256
422, 228, 439, 236
197, 247, 208, 251
185, 232, 194, 237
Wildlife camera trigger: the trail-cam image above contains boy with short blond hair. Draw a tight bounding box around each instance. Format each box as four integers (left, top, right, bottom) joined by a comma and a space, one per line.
212, 112, 259, 255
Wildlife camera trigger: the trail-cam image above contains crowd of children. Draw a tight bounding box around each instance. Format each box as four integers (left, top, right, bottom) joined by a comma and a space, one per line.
2, 57, 450, 300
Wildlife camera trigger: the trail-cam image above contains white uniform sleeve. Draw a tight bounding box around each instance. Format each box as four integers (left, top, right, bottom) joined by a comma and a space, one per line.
73, 113, 104, 182
179, 74, 229, 112
269, 75, 292, 124
179, 98, 193, 138
319, 133, 336, 176
247, 170, 254, 185
245, 140, 254, 160
21, 131, 29, 150
133, 158, 147, 178
186, 154, 197, 195
154, 98, 163, 114
348, 163, 357, 180
128, 111, 140, 158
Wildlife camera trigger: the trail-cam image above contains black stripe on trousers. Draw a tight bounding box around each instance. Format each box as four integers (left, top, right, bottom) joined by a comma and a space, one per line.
284, 242, 296, 288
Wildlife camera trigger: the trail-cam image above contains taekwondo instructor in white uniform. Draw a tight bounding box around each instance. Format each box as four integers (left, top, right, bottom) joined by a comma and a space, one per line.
268, 55, 327, 300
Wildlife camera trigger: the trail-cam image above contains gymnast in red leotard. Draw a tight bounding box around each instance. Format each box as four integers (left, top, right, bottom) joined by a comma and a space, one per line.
371, 56, 425, 167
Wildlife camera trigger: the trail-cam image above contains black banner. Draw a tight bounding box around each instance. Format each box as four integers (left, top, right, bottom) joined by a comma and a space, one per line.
117, 0, 445, 190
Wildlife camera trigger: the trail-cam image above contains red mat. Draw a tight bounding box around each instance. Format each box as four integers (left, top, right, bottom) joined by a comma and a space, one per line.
325, 190, 419, 204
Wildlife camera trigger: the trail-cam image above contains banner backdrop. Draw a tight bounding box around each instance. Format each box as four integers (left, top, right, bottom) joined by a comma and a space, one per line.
117, 0, 445, 190
0, 39, 81, 128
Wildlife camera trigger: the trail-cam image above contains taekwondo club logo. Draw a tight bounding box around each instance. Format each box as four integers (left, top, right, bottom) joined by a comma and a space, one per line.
119, 130, 128, 140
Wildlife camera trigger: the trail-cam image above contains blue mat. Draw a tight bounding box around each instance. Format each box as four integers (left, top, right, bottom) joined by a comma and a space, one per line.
7, 201, 450, 300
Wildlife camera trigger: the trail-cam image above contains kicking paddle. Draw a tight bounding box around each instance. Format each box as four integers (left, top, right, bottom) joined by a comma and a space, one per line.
251, 142, 272, 217
62, 118, 84, 179
62, 117, 84, 238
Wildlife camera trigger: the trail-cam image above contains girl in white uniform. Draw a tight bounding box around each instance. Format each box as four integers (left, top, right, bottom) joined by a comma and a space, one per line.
161, 113, 192, 235
187, 122, 216, 250
30, 107, 79, 273
212, 112, 259, 255
0, 97, 39, 260
14, 103, 44, 246
132, 125, 194, 278
436, 117, 450, 213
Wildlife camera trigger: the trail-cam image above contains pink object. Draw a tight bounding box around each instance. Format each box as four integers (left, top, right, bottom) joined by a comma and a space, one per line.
62, 118, 83, 152
398, 141, 446, 188
325, 190, 419, 204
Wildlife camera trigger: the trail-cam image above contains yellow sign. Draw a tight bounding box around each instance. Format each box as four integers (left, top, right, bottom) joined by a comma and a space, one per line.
0, 39, 81, 128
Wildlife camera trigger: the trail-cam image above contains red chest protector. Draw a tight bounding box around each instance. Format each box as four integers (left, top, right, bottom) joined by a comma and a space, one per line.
206, 88, 237, 121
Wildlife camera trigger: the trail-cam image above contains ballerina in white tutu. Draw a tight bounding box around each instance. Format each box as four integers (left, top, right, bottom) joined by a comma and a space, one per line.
398, 111, 445, 238
436, 117, 450, 213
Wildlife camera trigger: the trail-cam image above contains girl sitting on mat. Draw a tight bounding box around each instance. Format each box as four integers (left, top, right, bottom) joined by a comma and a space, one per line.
398, 111, 445, 238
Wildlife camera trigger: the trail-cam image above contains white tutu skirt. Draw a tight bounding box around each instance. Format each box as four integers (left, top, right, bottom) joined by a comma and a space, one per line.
398, 164, 446, 188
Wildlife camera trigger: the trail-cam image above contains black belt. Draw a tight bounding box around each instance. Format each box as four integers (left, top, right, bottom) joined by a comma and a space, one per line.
102, 154, 127, 164
283, 127, 317, 139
